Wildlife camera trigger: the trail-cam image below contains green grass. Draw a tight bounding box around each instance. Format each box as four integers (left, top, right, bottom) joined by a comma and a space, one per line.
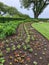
32, 22, 49, 40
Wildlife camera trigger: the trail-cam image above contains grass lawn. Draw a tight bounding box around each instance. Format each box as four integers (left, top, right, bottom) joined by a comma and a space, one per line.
32, 22, 49, 40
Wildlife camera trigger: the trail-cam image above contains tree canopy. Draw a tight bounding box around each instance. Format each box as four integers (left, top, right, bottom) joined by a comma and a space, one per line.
20, 0, 49, 18
0, 2, 20, 16
0, 2, 30, 18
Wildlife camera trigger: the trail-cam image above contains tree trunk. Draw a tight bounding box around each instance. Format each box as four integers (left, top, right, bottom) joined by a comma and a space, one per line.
34, 12, 38, 18
34, 15, 38, 18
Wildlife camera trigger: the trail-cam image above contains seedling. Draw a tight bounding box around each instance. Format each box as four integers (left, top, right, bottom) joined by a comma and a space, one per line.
29, 48, 33, 53
12, 45, 16, 51
0, 50, 3, 57
0, 57, 5, 65
6, 47, 10, 53
23, 45, 27, 51
17, 44, 21, 49
5, 40, 9, 44
32, 36, 35, 40
26, 44, 30, 49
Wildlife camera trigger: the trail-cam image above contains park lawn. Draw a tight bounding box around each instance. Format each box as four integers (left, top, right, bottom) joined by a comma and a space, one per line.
32, 22, 49, 40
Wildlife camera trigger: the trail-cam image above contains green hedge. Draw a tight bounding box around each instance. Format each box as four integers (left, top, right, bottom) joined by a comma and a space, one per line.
0, 17, 25, 23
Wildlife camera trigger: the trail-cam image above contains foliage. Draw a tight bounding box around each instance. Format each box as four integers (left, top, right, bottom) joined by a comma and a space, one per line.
0, 57, 5, 65
12, 45, 16, 51
20, 0, 49, 18
23, 44, 27, 50
0, 50, 3, 57
6, 47, 10, 53
29, 48, 33, 53
0, 2, 30, 18
0, 21, 23, 39
17, 44, 21, 49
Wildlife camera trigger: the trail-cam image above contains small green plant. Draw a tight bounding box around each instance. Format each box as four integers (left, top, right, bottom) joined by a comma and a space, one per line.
0, 50, 3, 57
6, 47, 10, 53
23, 44, 27, 51
5, 40, 9, 44
0, 33, 5, 39
26, 44, 30, 49
31, 36, 35, 40
0, 57, 5, 65
12, 45, 16, 51
17, 44, 21, 49
29, 48, 33, 53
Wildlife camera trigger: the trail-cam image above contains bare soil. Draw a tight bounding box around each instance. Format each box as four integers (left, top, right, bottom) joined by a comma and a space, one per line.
0, 22, 49, 65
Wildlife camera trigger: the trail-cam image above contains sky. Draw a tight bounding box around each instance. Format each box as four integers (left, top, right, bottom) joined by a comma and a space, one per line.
0, 0, 49, 18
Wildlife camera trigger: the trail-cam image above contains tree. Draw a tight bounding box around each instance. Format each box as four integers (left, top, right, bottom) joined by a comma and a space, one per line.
8, 7, 20, 16
0, 2, 20, 16
20, 0, 49, 18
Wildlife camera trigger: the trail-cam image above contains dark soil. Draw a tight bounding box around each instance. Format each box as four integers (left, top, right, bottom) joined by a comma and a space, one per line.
0, 22, 49, 65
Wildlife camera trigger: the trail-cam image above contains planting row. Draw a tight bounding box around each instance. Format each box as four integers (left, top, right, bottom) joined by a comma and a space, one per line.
24, 23, 34, 44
